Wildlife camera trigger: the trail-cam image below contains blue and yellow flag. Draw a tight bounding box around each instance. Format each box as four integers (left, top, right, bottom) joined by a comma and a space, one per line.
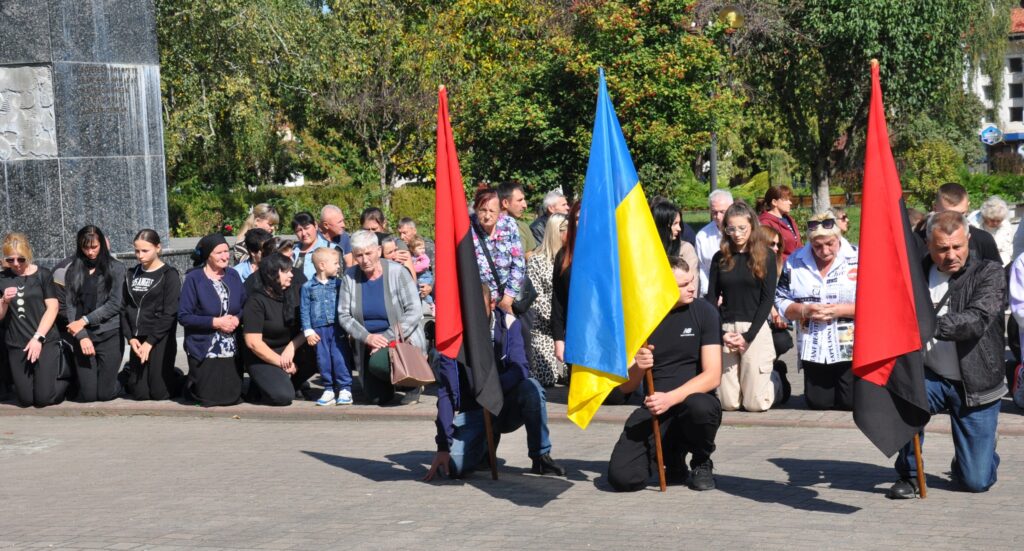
566, 70, 678, 429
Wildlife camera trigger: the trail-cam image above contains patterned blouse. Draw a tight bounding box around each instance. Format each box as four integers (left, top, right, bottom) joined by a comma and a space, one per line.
471, 213, 526, 301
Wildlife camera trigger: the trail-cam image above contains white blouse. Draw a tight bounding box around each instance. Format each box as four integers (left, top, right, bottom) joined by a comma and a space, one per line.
775, 243, 859, 364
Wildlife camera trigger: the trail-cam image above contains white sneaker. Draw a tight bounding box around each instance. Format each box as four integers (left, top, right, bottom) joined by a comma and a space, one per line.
336, 389, 353, 406
316, 390, 336, 406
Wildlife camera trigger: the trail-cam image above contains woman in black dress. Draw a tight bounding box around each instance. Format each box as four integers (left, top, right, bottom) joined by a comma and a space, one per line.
243, 253, 306, 406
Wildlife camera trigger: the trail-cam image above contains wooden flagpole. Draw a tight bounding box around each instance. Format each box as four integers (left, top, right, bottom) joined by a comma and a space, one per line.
483, 409, 499, 480
644, 369, 667, 492
913, 434, 926, 498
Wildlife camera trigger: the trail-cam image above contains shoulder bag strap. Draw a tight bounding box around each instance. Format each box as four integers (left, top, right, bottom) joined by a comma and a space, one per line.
472, 221, 506, 297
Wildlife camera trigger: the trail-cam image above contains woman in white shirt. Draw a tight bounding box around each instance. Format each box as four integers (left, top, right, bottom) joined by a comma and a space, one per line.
775, 213, 858, 410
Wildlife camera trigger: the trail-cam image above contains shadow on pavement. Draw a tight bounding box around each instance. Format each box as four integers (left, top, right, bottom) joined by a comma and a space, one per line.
714, 473, 862, 514
302, 450, 584, 508
769, 457, 959, 494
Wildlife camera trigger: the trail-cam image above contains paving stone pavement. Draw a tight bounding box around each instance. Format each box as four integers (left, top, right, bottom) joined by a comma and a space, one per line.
1, 414, 1022, 550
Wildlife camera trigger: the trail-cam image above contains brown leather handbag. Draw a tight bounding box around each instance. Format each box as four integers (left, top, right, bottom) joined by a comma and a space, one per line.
389, 324, 435, 386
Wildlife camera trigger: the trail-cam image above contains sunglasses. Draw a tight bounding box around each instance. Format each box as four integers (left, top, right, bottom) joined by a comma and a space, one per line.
837, 216, 848, 222
724, 225, 750, 235
4, 257, 27, 265
806, 219, 836, 231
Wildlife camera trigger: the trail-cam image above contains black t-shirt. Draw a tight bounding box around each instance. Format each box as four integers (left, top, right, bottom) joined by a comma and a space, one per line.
646, 298, 721, 392
243, 291, 297, 353
128, 265, 164, 303
0, 267, 59, 347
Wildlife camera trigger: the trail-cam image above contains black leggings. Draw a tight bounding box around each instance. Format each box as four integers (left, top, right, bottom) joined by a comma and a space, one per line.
127, 333, 182, 401
608, 393, 722, 492
247, 362, 295, 406
8, 341, 67, 407
73, 332, 122, 402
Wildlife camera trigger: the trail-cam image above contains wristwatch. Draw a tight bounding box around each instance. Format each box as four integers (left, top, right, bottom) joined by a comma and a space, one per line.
33, 333, 45, 343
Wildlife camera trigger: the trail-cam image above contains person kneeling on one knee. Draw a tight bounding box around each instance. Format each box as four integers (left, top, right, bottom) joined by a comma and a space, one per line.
607, 258, 724, 492
424, 284, 564, 481
888, 211, 1007, 499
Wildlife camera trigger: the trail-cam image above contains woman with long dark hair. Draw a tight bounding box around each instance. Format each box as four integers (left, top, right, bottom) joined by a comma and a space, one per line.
706, 202, 779, 412
551, 201, 580, 371
178, 234, 246, 406
243, 253, 306, 406
64, 225, 126, 402
121, 229, 182, 401
650, 197, 699, 288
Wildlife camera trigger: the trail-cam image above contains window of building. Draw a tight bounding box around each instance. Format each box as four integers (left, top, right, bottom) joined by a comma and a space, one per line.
983, 85, 994, 100
1011, 107, 1024, 122
1011, 57, 1023, 73
985, 108, 996, 122
1012, 83, 1024, 99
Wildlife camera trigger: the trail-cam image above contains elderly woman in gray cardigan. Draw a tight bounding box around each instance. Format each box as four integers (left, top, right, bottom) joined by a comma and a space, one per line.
338, 230, 426, 405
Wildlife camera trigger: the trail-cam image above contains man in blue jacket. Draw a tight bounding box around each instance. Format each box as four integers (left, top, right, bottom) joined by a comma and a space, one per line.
424, 285, 564, 480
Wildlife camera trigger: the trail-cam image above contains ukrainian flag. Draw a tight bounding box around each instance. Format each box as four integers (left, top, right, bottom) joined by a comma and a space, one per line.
566, 69, 678, 429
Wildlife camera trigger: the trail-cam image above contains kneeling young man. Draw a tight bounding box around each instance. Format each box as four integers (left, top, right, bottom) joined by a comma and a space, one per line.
425, 285, 564, 480
608, 258, 723, 492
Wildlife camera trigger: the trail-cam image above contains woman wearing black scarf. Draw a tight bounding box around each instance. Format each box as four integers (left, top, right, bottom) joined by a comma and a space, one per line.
243, 253, 306, 405
64, 226, 126, 402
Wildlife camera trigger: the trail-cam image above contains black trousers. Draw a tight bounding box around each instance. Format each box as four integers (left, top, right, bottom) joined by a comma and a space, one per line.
608, 392, 722, 492
289, 346, 318, 393
73, 332, 122, 402
247, 362, 295, 406
8, 341, 67, 407
802, 360, 853, 411
127, 333, 182, 401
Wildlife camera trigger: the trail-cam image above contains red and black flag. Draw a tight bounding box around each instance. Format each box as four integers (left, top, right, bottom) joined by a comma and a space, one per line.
851, 61, 933, 457
434, 86, 504, 416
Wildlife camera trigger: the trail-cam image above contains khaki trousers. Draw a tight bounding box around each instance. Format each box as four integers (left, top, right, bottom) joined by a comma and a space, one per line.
718, 321, 776, 412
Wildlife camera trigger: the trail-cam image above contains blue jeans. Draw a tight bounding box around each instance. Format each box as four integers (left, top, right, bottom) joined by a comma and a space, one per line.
895, 370, 1000, 492
314, 325, 352, 392
449, 377, 551, 476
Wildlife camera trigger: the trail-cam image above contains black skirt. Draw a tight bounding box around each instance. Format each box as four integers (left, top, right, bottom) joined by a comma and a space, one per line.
187, 356, 242, 407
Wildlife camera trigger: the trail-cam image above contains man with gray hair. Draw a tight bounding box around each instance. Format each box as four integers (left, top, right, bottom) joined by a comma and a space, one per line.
530, 189, 570, 243
695, 189, 733, 296
888, 210, 1006, 499
397, 217, 435, 265
319, 204, 352, 266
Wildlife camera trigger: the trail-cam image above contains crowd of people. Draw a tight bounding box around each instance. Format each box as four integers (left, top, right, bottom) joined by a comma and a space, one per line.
1, 181, 1022, 496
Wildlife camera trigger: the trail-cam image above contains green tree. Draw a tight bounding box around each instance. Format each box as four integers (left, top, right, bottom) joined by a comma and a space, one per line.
565, 0, 741, 198
736, 0, 995, 212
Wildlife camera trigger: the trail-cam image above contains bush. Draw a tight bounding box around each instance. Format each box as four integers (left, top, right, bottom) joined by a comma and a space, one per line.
959, 170, 1024, 207
391, 185, 437, 239
900, 139, 960, 206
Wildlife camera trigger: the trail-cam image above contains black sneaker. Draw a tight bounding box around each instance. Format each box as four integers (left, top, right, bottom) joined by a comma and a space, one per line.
886, 478, 919, 499
689, 459, 715, 491
531, 454, 566, 476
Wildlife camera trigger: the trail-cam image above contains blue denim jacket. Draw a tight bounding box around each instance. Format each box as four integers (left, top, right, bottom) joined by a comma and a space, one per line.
300, 277, 341, 331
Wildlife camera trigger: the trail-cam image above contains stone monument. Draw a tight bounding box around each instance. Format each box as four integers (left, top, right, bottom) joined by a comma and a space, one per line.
0, 0, 168, 265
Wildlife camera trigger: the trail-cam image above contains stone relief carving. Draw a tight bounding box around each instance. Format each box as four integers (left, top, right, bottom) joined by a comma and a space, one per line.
0, 66, 58, 161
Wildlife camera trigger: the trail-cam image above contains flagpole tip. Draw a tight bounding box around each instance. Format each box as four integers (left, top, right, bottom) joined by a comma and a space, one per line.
869, 58, 879, 68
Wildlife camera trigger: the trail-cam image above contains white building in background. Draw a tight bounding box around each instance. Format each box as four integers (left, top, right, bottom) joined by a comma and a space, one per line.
971, 7, 1024, 152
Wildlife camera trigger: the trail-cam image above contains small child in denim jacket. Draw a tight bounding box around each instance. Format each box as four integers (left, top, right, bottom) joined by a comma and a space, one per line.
410, 238, 434, 314
300, 247, 353, 405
